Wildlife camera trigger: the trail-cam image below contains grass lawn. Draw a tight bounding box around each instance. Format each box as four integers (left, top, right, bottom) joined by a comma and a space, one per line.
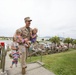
27, 49, 76, 75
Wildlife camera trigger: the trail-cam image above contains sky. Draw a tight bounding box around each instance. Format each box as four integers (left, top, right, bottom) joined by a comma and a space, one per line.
0, 0, 76, 38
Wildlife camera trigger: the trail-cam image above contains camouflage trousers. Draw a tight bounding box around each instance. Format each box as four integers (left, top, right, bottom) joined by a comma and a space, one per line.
19, 45, 27, 68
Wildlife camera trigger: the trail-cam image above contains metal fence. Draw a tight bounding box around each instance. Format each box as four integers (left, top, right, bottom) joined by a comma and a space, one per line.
27, 44, 44, 63
0, 44, 7, 74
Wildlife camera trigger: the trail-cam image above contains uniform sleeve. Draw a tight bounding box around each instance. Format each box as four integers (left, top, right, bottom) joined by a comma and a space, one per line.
30, 28, 32, 33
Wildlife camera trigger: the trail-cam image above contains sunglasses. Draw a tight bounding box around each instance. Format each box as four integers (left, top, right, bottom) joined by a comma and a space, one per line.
26, 20, 31, 22
25, 20, 31, 23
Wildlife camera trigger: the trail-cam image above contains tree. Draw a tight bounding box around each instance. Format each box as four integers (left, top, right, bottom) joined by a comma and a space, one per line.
72, 40, 76, 48
50, 36, 60, 44
49, 36, 60, 50
64, 38, 73, 49
72, 40, 76, 44
42, 38, 44, 41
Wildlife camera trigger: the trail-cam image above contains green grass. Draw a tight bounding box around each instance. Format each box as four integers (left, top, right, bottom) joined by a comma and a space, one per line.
27, 49, 76, 75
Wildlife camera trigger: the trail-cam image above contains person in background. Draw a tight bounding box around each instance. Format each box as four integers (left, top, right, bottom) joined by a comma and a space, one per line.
10, 37, 19, 68
30, 28, 38, 43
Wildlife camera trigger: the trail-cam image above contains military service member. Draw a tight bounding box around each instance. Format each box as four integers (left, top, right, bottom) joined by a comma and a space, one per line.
15, 17, 32, 74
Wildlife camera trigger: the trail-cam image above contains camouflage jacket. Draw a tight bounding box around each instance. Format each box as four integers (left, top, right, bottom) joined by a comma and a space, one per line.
17, 26, 32, 40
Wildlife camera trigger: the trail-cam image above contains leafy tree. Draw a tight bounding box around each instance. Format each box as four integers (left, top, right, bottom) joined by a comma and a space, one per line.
72, 40, 76, 44
49, 36, 60, 50
42, 38, 44, 41
50, 36, 60, 44
64, 38, 73, 49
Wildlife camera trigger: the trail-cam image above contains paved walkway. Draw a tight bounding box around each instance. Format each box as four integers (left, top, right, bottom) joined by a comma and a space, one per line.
0, 52, 55, 75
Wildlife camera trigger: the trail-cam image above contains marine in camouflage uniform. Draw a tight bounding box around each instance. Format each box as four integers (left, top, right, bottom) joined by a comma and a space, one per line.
15, 17, 32, 74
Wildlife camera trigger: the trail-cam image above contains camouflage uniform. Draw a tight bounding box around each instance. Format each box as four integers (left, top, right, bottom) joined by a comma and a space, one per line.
16, 26, 32, 68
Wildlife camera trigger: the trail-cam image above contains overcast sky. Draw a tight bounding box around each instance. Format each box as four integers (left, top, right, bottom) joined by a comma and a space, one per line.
0, 0, 76, 38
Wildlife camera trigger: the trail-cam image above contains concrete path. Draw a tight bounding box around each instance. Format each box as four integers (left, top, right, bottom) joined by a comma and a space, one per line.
0, 52, 55, 75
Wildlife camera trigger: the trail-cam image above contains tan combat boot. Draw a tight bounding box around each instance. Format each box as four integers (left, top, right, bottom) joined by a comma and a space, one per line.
22, 68, 26, 74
